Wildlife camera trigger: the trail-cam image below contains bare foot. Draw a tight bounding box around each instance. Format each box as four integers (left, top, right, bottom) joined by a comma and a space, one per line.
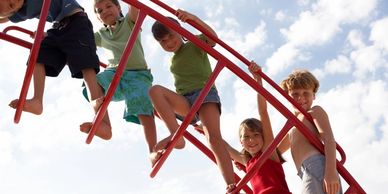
149, 149, 165, 167
154, 135, 185, 151
9, 99, 43, 115
91, 97, 104, 113
80, 121, 112, 140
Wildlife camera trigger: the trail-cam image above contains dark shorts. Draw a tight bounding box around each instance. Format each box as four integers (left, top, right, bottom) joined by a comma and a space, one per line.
37, 12, 100, 78
176, 87, 221, 124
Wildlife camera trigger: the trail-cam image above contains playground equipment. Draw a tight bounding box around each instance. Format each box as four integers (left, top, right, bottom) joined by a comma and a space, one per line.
0, 0, 366, 193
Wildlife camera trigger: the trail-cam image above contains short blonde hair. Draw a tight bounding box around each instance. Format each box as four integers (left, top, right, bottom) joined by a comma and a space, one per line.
280, 69, 319, 93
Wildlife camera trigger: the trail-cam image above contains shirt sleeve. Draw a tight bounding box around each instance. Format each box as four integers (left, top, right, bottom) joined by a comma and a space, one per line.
8, 13, 25, 23
94, 31, 101, 47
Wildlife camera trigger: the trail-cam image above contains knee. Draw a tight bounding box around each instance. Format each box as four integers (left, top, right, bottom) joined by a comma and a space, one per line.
148, 85, 164, 97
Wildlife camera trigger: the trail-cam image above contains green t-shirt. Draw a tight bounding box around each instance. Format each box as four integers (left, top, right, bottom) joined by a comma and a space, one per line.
94, 14, 147, 70
170, 34, 213, 95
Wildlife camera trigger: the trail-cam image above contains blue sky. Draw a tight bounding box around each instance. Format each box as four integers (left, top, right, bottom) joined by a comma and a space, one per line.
1, 0, 387, 193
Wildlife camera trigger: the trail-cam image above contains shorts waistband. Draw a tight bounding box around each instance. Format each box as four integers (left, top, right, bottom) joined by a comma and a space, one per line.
53, 11, 87, 29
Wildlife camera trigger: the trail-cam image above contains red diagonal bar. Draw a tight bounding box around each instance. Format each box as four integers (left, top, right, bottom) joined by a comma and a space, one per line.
150, 61, 225, 177
14, 0, 51, 123
225, 63, 363, 193
183, 131, 253, 194
149, 0, 346, 164
85, 11, 146, 144
122, 0, 361, 192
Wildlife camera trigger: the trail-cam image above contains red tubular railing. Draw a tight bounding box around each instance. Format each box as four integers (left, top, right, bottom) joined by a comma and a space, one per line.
150, 61, 225, 177
183, 131, 253, 194
0, 31, 32, 49
85, 10, 147, 144
3, 26, 35, 37
150, 0, 347, 165
0, 0, 364, 193
125, 0, 363, 193
12, 0, 51, 123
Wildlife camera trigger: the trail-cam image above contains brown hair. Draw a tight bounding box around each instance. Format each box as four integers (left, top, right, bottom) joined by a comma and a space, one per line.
239, 118, 286, 163
280, 69, 320, 94
151, 17, 180, 41
93, 0, 124, 17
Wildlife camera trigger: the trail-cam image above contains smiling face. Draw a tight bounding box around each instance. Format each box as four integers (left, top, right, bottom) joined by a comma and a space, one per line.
157, 30, 183, 52
94, 0, 121, 26
239, 118, 264, 156
289, 87, 315, 112
240, 127, 263, 156
0, 0, 24, 18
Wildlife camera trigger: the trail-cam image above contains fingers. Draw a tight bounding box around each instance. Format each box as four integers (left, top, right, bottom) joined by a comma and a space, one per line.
324, 179, 340, 194
248, 61, 261, 73
176, 9, 194, 22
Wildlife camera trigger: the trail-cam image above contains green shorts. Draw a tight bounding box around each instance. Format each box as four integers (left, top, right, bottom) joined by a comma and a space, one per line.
83, 68, 154, 124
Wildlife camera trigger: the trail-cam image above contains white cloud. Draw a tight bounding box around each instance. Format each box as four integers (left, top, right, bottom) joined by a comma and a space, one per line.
370, 17, 388, 52
346, 30, 365, 49
1, 0, 387, 193
323, 55, 352, 75
275, 11, 286, 22
265, 43, 300, 76
351, 45, 384, 79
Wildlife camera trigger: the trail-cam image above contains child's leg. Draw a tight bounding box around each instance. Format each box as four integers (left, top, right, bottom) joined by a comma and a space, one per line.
80, 68, 112, 140
198, 103, 235, 187
9, 63, 45, 115
138, 115, 159, 166
149, 85, 188, 151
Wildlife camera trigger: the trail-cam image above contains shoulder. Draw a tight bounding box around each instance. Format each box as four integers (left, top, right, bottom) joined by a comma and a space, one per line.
308, 105, 328, 118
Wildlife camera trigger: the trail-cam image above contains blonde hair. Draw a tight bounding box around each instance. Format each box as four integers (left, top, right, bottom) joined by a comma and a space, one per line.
280, 69, 319, 94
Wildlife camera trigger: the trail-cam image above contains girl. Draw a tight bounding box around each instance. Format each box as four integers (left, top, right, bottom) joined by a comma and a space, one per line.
150, 9, 236, 193
82, 0, 159, 165
225, 62, 292, 194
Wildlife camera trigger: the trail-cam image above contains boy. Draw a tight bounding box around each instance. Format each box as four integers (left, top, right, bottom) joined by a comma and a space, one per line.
150, 10, 236, 193
0, 0, 112, 140
280, 69, 342, 194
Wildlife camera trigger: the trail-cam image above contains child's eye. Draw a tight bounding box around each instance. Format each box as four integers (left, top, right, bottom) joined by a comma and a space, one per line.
96, 9, 102, 14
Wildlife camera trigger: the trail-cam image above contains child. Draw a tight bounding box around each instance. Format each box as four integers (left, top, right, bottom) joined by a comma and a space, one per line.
150, 10, 236, 193
280, 70, 342, 194
83, 0, 158, 165
224, 62, 291, 194
0, 0, 112, 140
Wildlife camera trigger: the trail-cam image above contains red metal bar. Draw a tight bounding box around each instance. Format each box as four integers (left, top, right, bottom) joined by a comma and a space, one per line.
14, 0, 51, 123
0, 32, 32, 49
85, 11, 146, 144
148, 0, 350, 164
150, 61, 225, 177
125, 1, 360, 192
183, 131, 253, 194
3, 26, 34, 37
225, 59, 364, 193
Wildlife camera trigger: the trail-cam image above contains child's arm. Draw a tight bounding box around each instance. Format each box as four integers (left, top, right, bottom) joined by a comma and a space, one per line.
278, 133, 290, 154
176, 9, 217, 47
128, 5, 139, 23
310, 106, 340, 194
224, 140, 247, 166
249, 62, 281, 163
0, 17, 10, 23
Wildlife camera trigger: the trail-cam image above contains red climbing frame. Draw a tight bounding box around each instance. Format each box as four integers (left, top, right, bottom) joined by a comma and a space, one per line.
0, 0, 365, 193
12, 0, 51, 124
123, 1, 365, 193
